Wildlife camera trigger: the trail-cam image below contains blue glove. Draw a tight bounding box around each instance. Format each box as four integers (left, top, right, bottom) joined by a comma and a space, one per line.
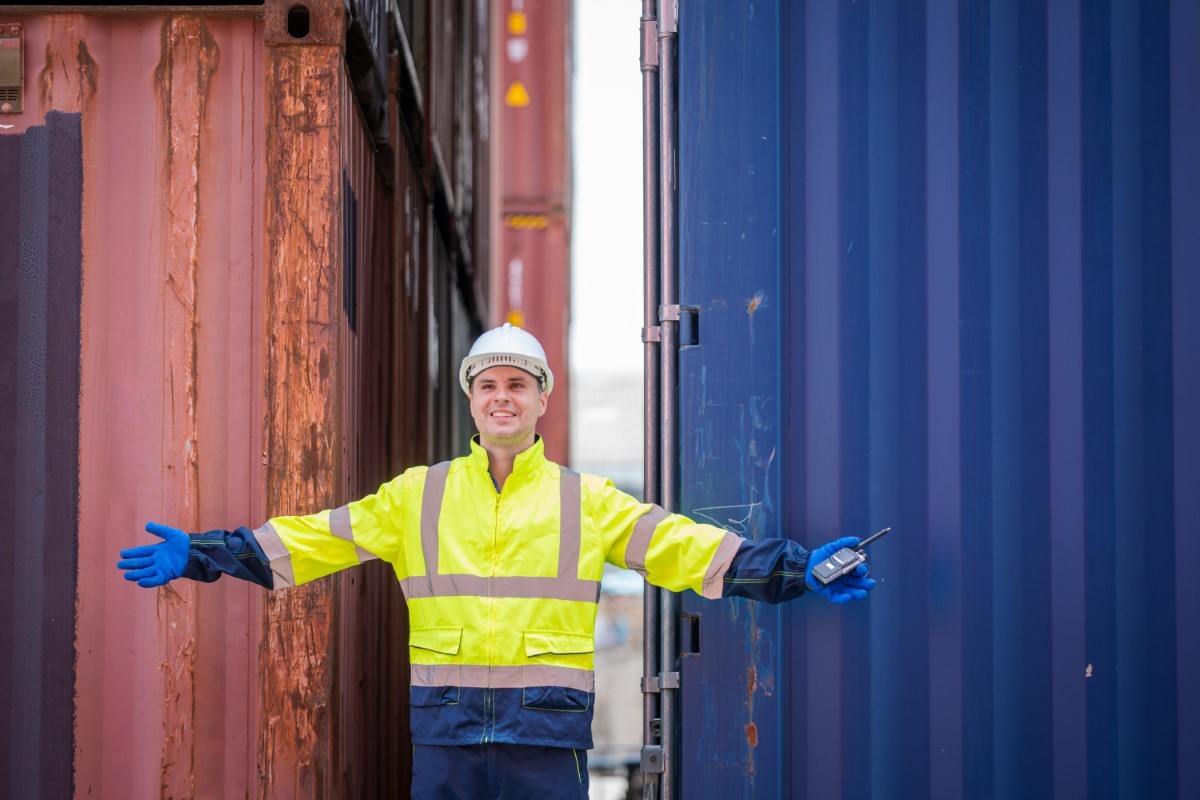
804, 536, 878, 605
117, 521, 189, 587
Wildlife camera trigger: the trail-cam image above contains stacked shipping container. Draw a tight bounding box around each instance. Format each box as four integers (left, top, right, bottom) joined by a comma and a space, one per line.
0, 0, 493, 796
493, 0, 572, 464
663, 1, 1200, 798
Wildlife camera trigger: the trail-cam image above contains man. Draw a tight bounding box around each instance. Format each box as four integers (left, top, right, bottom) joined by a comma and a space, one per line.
118, 323, 876, 799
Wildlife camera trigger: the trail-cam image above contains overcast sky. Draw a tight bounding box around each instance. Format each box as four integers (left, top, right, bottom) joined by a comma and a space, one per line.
570, 0, 644, 375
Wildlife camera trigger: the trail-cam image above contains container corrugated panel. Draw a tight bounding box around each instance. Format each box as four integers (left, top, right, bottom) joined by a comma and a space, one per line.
495, 0, 571, 464
425, 0, 459, 207
470, 0, 493, 312
675, 1, 1200, 798
344, 0, 390, 141
446, 0, 490, 327
394, 107, 435, 469
336, 56, 412, 798
429, 224, 458, 458
0, 12, 268, 798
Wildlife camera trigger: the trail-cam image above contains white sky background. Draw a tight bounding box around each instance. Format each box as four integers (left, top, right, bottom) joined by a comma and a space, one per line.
570, 0, 644, 374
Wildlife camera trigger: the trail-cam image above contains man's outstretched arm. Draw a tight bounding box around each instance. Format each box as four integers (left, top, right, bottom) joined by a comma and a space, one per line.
721, 535, 876, 605
117, 521, 275, 589
595, 477, 877, 606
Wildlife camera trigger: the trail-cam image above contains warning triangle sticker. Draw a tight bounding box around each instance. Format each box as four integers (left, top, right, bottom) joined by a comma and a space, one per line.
505, 80, 531, 107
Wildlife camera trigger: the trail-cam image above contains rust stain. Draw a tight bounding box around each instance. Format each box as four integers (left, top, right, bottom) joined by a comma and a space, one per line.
745, 290, 766, 315
744, 722, 759, 748
260, 26, 343, 795
39, 40, 54, 110
75, 40, 98, 111
37, 16, 99, 115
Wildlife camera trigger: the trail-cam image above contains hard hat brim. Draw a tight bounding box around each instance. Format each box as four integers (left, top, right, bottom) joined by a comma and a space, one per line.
460, 354, 553, 396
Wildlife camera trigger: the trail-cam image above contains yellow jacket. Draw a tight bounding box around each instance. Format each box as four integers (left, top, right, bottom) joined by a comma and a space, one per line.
250, 436, 743, 748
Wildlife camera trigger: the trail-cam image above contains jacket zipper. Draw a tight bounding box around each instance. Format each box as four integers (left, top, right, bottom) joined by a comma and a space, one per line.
484, 479, 502, 743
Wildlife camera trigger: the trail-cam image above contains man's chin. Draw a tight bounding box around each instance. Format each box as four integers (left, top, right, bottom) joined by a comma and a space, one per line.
478, 429, 533, 448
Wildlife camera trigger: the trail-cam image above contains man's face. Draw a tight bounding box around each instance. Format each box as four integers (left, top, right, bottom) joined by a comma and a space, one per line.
469, 365, 548, 449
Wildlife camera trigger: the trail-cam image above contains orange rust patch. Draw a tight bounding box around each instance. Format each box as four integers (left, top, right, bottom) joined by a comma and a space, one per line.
745, 722, 758, 748
260, 25, 343, 794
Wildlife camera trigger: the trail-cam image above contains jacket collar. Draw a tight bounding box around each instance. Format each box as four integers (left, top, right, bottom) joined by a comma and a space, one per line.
467, 434, 547, 475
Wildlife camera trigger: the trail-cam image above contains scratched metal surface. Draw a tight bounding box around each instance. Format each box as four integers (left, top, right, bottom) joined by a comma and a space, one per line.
676, 1, 1200, 798
676, 1, 786, 797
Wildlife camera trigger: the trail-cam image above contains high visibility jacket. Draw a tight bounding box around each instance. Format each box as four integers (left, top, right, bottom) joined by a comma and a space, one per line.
243, 436, 744, 748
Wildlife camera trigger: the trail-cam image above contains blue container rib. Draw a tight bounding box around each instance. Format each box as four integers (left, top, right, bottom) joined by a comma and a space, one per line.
957, 2, 997, 797
1169, 1, 1200, 795
1046, 3, 1090, 795
1081, 3, 1120, 798
925, 0, 966, 797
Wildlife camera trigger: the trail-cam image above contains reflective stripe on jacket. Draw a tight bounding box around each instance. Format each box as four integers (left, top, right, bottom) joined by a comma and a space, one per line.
248, 436, 744, 748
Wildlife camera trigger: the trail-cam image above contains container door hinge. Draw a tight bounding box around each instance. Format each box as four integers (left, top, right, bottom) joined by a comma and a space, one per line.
640, 16, 659, 71
641, 675, 661, 693
659, 304, 699, 346
658, 0, 679, 35
0, 24, 23, 114
658, 670, 680, 690
642, 326, 662, 343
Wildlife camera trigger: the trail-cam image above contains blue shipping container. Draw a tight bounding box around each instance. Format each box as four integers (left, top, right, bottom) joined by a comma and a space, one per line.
673, 1, 1200, 797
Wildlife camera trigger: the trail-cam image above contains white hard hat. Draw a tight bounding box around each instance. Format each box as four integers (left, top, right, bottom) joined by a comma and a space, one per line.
459, 323, 554, 396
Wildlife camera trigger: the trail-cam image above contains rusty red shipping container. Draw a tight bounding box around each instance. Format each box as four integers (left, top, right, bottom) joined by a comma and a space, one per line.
493, 0, 572, 463
0, 1, 491, 797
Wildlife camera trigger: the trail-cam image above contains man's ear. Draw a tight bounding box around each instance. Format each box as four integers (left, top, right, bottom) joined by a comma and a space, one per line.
538, 390, 549, 417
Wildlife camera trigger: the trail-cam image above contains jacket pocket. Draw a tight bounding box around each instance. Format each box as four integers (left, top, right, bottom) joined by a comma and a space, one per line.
410, 626, 462, 707
522, 630, 593, 659
522, 630, 594, 713
410, 626, 463, 655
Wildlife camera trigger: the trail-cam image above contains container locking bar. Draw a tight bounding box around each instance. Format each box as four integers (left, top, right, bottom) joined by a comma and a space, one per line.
641, 744, 665, 774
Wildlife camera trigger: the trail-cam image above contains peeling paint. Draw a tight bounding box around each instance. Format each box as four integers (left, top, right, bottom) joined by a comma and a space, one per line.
260, 19, 344, 796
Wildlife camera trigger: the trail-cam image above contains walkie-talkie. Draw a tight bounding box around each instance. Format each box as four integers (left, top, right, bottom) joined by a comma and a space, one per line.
811, 527, 892, 585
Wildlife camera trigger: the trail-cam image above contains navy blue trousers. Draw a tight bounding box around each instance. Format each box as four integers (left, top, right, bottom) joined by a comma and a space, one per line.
411, 743, 589, 800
